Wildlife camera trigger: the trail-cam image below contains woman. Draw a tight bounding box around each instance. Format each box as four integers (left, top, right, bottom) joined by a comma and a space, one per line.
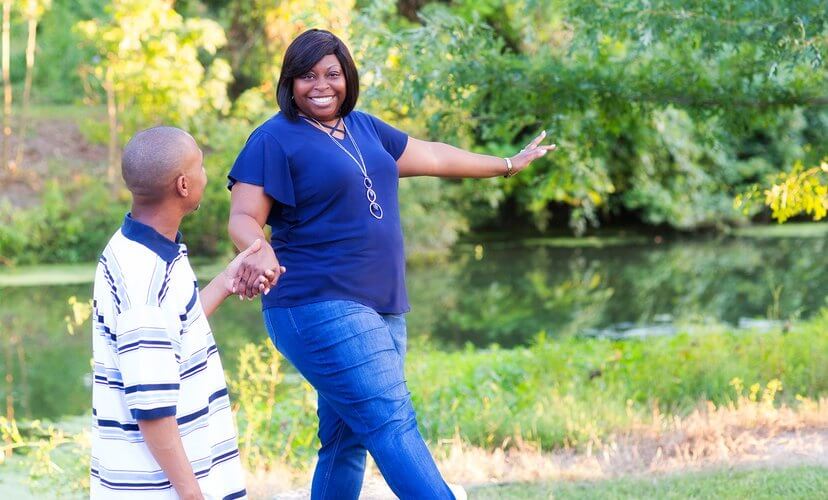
228, 29, 554, 499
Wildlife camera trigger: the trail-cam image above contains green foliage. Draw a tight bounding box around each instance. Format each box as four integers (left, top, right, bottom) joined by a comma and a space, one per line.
73, 0, 231, 141
353, 0, 828, 232
179, 119, 254, 257
221, 316, 828, 466
397, 176, 469, 260
473, 466, 828, 499
3, 294, 828, 488
213, 0, 354, 96
409, 319, 828, 449
228, 342, 318, 470
5, 0, 827, 266
5, 0, 107, 104
0, 177, 129, 265
736, 158, 828, 223
0, 417, 89, 496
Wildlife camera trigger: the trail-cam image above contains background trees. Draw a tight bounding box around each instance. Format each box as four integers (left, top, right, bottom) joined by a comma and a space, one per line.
0, 0, 826, 263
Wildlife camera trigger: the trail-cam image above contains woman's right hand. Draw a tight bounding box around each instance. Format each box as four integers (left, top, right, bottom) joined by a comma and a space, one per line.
507, 130, 557, 175
233, 242, 285, 299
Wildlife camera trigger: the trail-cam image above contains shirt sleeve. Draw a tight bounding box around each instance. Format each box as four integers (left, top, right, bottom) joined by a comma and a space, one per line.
367, 114, 409, 160
227, 130, 296, 207
115, 304, 181, 420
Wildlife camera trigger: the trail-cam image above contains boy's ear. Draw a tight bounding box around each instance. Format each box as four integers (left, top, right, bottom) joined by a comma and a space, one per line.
175, 174, 189, 197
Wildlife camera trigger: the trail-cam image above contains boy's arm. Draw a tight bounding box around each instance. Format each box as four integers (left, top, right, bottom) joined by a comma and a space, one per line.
199, 239, 273, 317
137, 417, 203, 500
113, 305, 197, 498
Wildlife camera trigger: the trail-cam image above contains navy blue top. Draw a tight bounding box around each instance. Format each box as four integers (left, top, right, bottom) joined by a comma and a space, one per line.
228, 110, 410, 313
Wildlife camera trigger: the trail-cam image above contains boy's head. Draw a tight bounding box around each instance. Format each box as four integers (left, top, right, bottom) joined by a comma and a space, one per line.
121, 126, 206, 213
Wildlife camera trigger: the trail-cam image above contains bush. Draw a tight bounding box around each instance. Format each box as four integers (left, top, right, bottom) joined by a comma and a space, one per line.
0, 177, 128, 265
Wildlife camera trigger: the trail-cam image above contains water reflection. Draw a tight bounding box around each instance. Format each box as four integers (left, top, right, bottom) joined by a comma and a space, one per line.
2, 232, 827, 420
409, 235, 828, 346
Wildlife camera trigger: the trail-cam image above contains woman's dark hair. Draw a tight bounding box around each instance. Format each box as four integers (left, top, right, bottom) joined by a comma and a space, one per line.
277, 29, 359, 120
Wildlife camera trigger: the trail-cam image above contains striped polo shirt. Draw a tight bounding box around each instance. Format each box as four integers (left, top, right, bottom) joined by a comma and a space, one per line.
90, 214, 247, 499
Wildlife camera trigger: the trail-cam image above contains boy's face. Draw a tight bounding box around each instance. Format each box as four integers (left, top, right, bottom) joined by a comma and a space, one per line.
183, 146, 207, 213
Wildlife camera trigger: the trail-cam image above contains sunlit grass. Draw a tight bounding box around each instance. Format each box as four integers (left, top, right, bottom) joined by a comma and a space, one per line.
470, 466, 828, 499
0, 259, 227, 287
14, 104, 106, 121
0, 263, 96, 287
520, 235, 650, 248
731, 222, 828, 238
3, 317, 827, 495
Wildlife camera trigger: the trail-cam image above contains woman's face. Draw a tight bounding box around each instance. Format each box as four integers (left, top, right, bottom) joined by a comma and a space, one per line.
292, 54, 346, 123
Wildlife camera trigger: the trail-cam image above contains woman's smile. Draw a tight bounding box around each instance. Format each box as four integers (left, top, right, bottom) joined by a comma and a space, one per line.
309, 96, 335, 105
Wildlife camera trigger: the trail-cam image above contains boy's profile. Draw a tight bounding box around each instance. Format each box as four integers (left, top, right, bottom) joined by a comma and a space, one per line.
90, 126, 274, 499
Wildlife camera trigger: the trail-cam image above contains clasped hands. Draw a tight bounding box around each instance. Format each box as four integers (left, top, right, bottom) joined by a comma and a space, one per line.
222, 239, 286, 300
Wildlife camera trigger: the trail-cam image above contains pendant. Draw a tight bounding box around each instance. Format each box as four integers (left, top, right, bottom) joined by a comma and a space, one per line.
364, 177, 383, 219
369, 202, 384, 220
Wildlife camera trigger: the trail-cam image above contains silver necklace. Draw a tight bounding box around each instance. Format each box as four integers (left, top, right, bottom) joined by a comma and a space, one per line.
304, 116, 383, 220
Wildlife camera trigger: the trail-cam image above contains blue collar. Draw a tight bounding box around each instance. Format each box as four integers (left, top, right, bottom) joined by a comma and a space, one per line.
120, 213, 183, 263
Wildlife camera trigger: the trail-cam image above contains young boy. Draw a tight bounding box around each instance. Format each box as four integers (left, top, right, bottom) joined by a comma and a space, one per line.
90, 126, 276, 499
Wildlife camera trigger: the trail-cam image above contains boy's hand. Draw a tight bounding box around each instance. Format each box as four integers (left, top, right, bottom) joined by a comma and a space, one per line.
233, 240, 285, 299
223, 239, 277, 299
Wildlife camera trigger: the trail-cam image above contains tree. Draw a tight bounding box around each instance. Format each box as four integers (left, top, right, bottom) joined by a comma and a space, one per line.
12, 0, 52, 173
353, 0, 828, 232
1, 0, 11, 174
736, 159, 828, 223
216, 0, 353, 98
74, 0, 231, 183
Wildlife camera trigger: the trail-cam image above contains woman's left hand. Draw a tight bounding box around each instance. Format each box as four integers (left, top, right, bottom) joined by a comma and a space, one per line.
508, 130, 557, 176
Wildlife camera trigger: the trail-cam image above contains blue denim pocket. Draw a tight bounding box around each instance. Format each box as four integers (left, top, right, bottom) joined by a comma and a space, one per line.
288, 300, 387, 349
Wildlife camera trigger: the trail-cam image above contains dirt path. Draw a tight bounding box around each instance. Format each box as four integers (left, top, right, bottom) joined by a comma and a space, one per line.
0, 118, 107, 209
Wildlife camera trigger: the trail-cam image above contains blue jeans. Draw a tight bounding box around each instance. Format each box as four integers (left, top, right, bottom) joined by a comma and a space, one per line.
263, 300, 454, 499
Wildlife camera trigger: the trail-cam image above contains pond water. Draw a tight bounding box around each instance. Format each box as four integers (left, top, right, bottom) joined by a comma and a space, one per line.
2, 226, 827, 421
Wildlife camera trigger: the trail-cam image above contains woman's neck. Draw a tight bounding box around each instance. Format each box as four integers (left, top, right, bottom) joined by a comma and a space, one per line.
298, 112, 340, 128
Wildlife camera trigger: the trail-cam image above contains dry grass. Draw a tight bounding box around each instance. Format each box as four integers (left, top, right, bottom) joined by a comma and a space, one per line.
434, 395, 828, 487
262, 395, 828, 499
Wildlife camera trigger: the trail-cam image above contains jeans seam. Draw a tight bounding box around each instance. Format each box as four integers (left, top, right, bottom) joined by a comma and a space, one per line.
263, 310, 277, 349
318, 421, 346, 500
286, 307, 300, 336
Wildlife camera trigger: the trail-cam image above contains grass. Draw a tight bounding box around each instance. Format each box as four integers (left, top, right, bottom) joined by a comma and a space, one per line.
229, 316, 828, 484
731, 222, 828, 239
0, 263, 97, 287
470, 466, 828, 499
460, 234, 650, 250
14, 103, 106, 122
3, 318, 828, 495
0, 259, 226, 287
0, 458, 39, 500
408, 319, 828, 450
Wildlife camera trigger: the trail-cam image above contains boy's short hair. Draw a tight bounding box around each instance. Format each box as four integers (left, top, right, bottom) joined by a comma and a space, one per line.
121, 126, 197, 199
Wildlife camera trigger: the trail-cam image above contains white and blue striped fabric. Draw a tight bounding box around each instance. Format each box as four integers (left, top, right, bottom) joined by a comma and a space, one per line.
91, 215, 247, 499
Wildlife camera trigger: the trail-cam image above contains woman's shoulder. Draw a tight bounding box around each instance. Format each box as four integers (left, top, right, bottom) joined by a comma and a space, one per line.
347, 110, 388, 135
257, 112, 293, 134
247, 112, 305, 146
348, 109, 376, 123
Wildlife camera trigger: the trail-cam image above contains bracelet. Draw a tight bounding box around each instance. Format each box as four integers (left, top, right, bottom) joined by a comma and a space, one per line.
503, 157, 513, 178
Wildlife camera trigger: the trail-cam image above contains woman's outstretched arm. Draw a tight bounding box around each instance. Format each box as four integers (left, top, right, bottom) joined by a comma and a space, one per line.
396, 130, 555, 178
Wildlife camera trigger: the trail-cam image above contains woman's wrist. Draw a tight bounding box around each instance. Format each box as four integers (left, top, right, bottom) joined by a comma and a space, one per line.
502, 157, 514, 178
